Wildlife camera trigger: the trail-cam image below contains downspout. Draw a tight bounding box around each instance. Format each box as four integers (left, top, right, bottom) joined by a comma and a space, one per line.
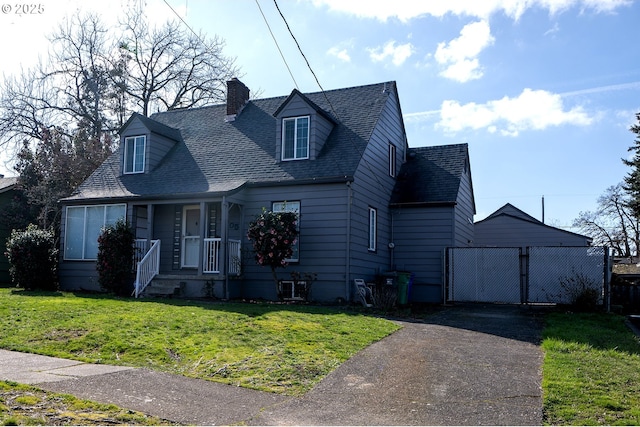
345, 181, 352, 301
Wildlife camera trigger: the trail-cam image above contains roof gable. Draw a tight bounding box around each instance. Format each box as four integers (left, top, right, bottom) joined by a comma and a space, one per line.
483, 203, 541, 224
274, 89, 336, 124
120, 112, 182, 142
476, 203, 593, 243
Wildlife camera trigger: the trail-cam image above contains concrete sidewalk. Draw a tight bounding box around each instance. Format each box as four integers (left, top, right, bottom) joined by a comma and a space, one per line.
0, 304, 544, 425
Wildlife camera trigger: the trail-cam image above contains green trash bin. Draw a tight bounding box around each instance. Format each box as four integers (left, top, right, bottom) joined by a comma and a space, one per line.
397, 272, 412, 305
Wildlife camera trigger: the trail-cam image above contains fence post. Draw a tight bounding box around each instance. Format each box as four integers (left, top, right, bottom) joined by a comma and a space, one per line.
519, 247, 525, 304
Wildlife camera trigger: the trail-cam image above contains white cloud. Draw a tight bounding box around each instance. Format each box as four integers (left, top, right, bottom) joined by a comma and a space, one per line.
327, 46, 351, 62
368, 41, 414, 66
437, 88, 594, 136
435, 20, 494, 82
310, 0, 632, 22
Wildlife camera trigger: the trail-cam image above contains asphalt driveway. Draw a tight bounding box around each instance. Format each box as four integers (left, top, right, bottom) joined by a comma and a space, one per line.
250, 304, 544, 425
4, 304, 545, 425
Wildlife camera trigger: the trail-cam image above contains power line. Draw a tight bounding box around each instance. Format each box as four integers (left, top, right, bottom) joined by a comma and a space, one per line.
272, 0, 389, 194
272, 0, 325, 94
255, 0, 299, 90
161, 0, 236, 77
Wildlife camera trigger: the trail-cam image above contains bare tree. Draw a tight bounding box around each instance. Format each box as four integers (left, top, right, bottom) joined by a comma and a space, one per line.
113, 14, 238, 116
0, 9, 240, 154
573, 183, 639, 257
0, 9, 240, 232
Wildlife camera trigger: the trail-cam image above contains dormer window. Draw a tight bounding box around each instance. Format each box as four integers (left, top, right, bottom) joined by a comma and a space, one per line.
282, 116, 309, 161
124, 135, 146, 174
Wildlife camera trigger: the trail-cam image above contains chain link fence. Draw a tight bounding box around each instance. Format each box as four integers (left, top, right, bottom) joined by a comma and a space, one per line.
527, 246, 607, 305
447, 246, 609, 306
446, 247, 522, 303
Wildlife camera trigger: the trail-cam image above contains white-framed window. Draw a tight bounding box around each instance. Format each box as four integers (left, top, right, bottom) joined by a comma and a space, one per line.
278, 280, 307, 300
124, 135, 146, 174
389, 143, 396, 177
64, 204, 126, 260
368, 207, 377, 252
272, 201, 300, 262
282, 116, 309, 161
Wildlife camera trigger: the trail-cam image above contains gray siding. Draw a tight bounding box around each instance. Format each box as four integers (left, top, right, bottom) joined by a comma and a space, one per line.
153, 204, 178, 273
348, 86, 407, 288
392, 206, 455, 303
274, 94, 334, 161
474, 216, 591, 248
240, 182, 350, 302
120, 116, 177, 174
454, 162, 475, 247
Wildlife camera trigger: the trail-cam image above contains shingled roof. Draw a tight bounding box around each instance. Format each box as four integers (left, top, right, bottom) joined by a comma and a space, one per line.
64, 81, 396, 202
391, 143, 470, 206
0, 176, 17, 194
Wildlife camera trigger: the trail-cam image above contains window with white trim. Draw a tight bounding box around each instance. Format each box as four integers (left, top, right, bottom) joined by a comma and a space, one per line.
272, 201, 300, 261
368, 207, 377, 252
389, 143, 396, 177
64, 204, 126, 260
124, 135, 146, 174
282, 116, 309, 160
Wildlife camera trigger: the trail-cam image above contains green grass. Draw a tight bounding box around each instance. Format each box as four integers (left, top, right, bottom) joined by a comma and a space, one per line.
0, 380, 174, 425
0, 289, 399, 395
542, 311, 640, 425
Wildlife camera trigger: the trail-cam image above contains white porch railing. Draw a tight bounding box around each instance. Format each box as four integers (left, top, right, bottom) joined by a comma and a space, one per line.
134, 239, 160, 298
134, 239, 151, 265
203, 238, 221, 273
203, 238, 242, 275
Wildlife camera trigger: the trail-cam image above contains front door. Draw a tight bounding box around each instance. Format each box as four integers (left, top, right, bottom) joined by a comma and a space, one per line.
182, 205, 200, 268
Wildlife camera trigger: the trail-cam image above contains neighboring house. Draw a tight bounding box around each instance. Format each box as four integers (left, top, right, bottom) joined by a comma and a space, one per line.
474, 203, 592, 248
59, 79, 475, 303
0, 176, 18, 285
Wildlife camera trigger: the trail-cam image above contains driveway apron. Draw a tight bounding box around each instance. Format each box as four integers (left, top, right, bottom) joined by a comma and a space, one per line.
250, 304, 544, 426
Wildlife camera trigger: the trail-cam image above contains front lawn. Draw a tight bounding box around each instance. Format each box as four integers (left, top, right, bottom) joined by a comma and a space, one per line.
542, 312, 640, 425
0, 380, 175, 426
0, 289, 399, 395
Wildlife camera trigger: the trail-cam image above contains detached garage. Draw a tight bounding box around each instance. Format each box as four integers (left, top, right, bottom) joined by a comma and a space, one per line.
474, 203, 592, 248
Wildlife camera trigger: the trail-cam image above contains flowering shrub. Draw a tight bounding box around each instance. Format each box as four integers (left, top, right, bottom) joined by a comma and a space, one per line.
247, 209, 299, 292
5, 224, 58, 291
96, 219, 134, 296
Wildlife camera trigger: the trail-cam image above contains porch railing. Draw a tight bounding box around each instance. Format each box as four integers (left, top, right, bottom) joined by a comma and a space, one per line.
203, 238, 242, 275
134, 239, 150, 265
134, 239, 160, 298
203, 238, 221, 273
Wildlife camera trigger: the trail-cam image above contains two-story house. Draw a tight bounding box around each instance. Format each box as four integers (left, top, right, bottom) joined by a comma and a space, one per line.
59, 79, 475, 303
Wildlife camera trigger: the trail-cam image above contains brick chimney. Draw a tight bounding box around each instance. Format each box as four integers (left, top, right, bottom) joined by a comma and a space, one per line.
226, 78, 250, 121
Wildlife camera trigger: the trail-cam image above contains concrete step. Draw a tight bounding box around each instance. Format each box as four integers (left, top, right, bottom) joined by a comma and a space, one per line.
142, 280, 185, 298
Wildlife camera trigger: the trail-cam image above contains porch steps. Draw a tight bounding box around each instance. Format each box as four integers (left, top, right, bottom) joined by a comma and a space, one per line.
141, 280, 186, 298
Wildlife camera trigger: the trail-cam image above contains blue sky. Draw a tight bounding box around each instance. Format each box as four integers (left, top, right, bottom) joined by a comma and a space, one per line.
1, 0, 639, 231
